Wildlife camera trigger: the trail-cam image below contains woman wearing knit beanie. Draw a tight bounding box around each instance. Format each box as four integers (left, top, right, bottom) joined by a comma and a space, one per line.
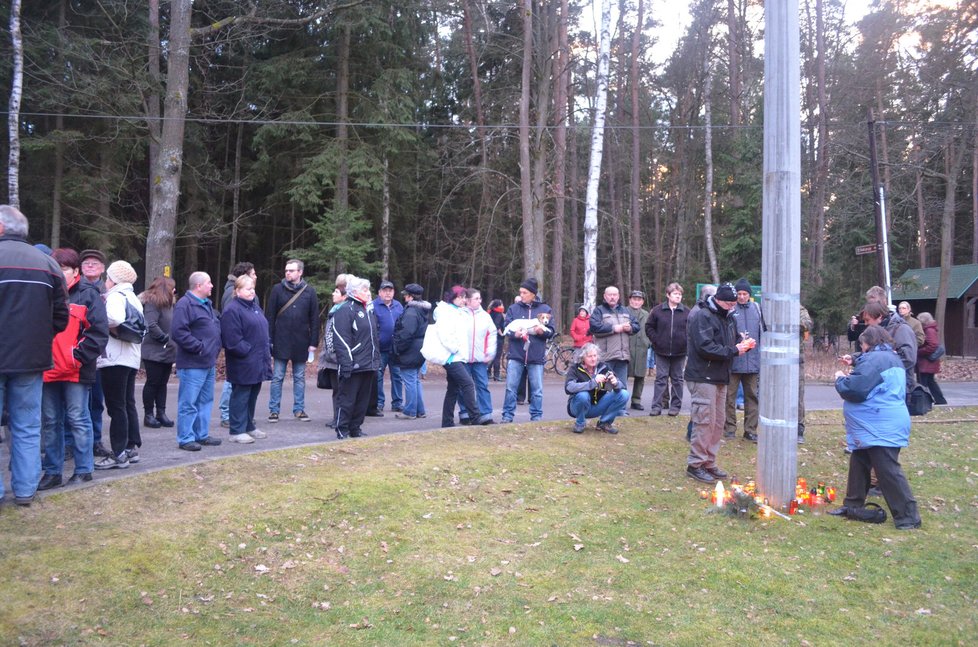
95, 260, 144, 470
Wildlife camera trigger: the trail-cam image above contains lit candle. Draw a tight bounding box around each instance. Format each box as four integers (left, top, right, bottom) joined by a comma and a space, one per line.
827, 487, 836, 502
715, 481, 725, 508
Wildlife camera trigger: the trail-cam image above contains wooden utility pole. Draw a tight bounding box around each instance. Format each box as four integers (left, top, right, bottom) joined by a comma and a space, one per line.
757, 0, 801, 508
867, 111, 888, 292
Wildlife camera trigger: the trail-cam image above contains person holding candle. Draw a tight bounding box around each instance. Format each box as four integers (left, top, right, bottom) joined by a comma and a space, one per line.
830, 325, 921, 529
683, 283, 755, 484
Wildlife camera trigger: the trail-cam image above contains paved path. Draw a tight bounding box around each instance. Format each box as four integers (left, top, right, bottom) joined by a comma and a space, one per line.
5, 374, 976, 500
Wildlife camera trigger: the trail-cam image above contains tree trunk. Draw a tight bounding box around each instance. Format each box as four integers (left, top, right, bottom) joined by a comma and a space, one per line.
936, 137, 967, 339
334, 24, 351, 273
915, 168, 927, 267
629, 0, 644, 292
147, 0, 161, 212
519, 0, 536, 286
549, 0, 570, 330
146, 0, 192, 280
973, 110, 977, 264
812, 0, 829, 283
608, 148, 625, 290
727, 0, 741, 127
50, 0, 67, 246
229, 121, 244, 270
7, 0, 23, 208
582, 0, 612, 313
381, 154, 390, 279
568, 82, 581, 315
702, 60, 719, 283
529, 2, 553, 294
461, 0, 491, 282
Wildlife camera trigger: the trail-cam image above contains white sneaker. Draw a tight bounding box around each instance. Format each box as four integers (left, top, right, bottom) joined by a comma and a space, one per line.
250, 429, 267, 439
228, 433, 255, 444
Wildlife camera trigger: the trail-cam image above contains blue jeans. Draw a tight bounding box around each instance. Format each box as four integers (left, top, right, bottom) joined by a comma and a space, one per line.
399, 366, 425, 417
269, 358, 306, 415
176, 367, 216, 445
377, 351, 403, 410
502, 361, 544, 421
42, 381, 94, 475
458, 362, 492, 418
0, 372, 44, 499
569, 389, 629, 426
218, 380, 232, 422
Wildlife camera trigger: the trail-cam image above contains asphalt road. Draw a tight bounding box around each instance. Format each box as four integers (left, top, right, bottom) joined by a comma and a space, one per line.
4, 373, 976, 501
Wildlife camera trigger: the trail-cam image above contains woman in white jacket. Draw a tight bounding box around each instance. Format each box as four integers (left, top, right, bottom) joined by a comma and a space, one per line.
431, 287, 489, 428
458, 288, 497, 423
94, 261, 144, 469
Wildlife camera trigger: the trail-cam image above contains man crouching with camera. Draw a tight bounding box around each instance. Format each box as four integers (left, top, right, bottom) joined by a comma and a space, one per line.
564, 343, 629, 434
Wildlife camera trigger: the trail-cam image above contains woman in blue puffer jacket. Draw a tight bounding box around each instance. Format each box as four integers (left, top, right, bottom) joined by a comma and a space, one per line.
830, 325, 921, 530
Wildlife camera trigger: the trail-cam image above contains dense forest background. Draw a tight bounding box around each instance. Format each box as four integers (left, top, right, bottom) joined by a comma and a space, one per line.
2, 0, 976, 336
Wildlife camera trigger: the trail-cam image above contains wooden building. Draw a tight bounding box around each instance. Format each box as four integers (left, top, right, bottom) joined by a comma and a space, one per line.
892, 264, 978, 358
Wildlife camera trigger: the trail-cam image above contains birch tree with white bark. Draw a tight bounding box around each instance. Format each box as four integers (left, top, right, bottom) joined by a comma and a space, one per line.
6, 0, 23, 208
582, 0, 613, 313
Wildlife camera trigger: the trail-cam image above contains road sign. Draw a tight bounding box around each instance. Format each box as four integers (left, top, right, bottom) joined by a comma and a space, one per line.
855, 244, 878, 255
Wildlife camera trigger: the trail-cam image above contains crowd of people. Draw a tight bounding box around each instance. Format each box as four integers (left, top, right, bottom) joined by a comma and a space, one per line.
0, 204, 945, 529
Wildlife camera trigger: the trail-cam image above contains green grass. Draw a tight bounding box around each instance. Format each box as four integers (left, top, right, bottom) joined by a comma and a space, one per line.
3, 407, 977, 646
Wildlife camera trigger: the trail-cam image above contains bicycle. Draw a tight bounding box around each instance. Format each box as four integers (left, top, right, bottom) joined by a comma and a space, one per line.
545, 338, 575, 376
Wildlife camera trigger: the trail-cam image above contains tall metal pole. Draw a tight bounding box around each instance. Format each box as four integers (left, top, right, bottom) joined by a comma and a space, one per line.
757, 0, 801, 508
867, 111, 888, 291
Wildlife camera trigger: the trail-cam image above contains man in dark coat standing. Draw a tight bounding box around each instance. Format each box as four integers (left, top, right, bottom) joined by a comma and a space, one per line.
684, 283, 753, 484
392, 283, 430, 420
500, 278, 555, 423
0, 205, 70, 506
171, 272, 223, 450
265, 259, 319, 423
645, 282, 689, 416
327, 276, 381, 438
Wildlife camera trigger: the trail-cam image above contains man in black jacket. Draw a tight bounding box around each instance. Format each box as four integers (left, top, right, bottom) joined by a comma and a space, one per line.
327, 276, 381, 438
0, 206, 70, 506
265, 259, 319, 423
645, 282, 688, 416
684, 283, 753, 484
392, 283, 430, 420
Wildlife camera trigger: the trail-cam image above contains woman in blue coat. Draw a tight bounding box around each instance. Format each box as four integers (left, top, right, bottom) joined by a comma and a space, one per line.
221, 275, 273, 443
830, 325, 921, 529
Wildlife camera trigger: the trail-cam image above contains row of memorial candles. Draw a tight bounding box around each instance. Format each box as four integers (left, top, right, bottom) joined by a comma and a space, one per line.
700, 477, 836, 516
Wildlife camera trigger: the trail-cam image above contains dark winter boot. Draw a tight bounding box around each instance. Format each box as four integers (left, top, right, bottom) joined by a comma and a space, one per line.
156, 410, 175, 427
144, 412, 162, 428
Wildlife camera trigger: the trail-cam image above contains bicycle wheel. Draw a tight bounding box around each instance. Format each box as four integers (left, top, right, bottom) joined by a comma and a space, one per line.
554, 347, 573, 376
544, 347, 557, 373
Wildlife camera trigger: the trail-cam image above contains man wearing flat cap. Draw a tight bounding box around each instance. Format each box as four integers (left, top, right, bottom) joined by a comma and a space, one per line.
78, 248, 111, 457
724, 278, 766, 442
626, 290, 651, 411
372, 279, 404, 414
684, 282, 754, 484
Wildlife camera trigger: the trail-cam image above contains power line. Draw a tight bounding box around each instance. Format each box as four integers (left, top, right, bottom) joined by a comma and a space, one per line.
5, 110, 973, 132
